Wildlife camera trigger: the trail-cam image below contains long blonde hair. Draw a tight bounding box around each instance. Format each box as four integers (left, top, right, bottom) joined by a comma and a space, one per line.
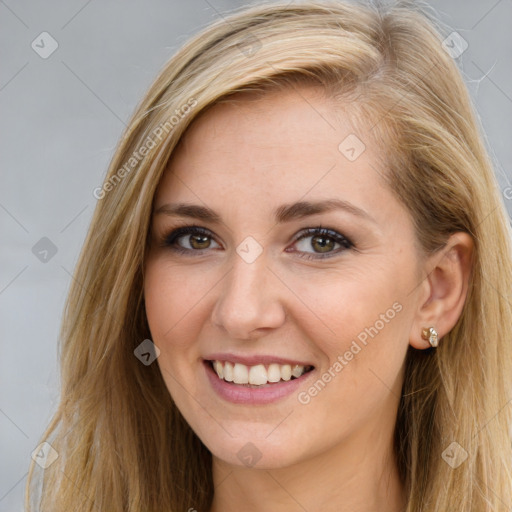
26, 1, 512, 510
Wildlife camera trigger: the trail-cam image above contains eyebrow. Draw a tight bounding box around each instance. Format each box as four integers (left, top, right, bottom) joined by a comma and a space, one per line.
154, 199, 376, 224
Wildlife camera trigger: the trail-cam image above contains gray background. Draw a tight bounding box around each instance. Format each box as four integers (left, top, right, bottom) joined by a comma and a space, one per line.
1, 0, 511, 510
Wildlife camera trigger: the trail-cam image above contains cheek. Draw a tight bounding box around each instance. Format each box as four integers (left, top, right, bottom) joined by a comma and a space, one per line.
144, 260, 211, 406
144, 260, 210, 351
289, 261, 410, 359
289, 268, 410, 434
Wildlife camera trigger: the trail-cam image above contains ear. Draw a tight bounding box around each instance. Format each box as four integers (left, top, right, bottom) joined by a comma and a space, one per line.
409, 232, 474, 350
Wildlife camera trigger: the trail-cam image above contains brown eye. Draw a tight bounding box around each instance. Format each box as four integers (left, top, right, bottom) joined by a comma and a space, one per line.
162, 226, 221, 253
291, 227, 353, 260
310, 235, 336, 253
189, 234, 211, 250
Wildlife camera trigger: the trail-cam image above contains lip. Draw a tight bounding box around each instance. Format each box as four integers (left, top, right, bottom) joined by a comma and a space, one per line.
204, 352, 313, 367
203, 359, 315, 405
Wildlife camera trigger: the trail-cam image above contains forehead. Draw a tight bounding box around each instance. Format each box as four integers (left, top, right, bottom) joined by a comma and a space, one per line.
176, 86, 364, 161
154, 86, 391, 217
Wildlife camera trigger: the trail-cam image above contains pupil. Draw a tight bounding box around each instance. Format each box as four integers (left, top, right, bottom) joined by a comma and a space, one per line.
313, 236, 334, 253
191, 235, 210, 249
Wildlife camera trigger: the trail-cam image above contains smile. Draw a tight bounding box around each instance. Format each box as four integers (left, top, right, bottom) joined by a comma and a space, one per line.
203, 358, 316, 404
209, 360, 314, 386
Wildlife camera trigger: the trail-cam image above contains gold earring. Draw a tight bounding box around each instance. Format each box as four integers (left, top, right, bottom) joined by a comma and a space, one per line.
422, 327, 439, 348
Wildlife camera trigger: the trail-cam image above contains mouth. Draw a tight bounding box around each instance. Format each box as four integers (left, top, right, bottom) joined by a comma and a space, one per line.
206, 360, 315, 387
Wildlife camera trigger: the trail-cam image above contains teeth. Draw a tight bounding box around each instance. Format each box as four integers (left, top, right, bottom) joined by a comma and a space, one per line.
281, 364, 291, 381
224, 361, 234, 382
211, 360, 310, 386
233, 363, 249, 384
213, 361, 223, 379
291, 364, 303, 378
248, 364, 268, 385
267, 364, 281, 383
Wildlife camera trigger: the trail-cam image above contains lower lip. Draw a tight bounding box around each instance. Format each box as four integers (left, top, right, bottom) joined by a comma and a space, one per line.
204, 361, 314, 405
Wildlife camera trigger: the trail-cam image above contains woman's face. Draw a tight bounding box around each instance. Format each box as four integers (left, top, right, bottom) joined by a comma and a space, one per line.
144, 86, 425, 469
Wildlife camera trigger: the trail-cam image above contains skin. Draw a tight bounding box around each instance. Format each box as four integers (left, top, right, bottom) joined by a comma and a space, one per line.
144, 86, 473, 512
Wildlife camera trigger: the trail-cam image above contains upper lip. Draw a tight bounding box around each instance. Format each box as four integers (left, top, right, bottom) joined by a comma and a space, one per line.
204, 353, 314, 367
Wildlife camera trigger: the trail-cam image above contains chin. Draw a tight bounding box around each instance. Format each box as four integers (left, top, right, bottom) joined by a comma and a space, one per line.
208, 437, 304, 470
193, 420, 311, 470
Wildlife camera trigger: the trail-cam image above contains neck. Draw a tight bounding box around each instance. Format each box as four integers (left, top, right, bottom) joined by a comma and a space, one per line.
209, 420, 406, 512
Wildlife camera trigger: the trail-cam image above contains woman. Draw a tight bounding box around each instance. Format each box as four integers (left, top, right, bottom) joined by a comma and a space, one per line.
26, 1, 512, 511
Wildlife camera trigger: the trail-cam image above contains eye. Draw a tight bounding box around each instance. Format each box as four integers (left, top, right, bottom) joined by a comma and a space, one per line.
161, 226, 221, 253
288, 226, 353, 260
160, 225, 353, 260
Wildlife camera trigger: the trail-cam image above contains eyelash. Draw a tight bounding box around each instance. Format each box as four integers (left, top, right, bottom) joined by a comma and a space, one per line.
160, 225, 354, 260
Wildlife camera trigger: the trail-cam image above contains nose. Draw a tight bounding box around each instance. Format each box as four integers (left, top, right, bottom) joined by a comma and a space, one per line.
210, 252, 286, 340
